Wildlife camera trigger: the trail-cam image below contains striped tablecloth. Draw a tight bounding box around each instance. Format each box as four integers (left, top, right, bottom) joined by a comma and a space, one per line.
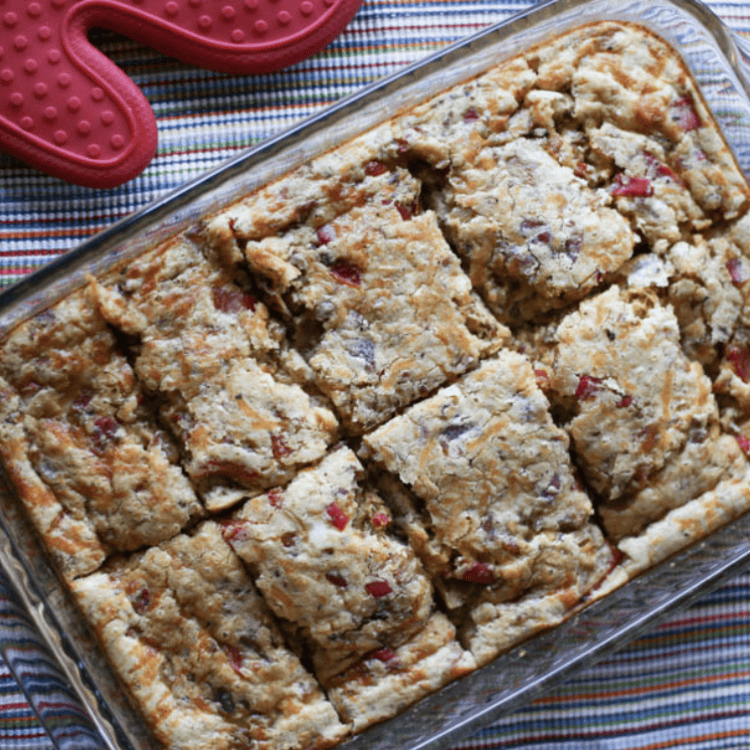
2, 0, 750, 748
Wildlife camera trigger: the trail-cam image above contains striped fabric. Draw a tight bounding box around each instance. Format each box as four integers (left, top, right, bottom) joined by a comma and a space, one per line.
0, 669, 51, 749
2, 0, 750, 748
456, 574, 750, 748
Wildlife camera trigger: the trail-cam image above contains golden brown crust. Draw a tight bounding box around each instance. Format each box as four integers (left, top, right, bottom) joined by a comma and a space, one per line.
225, 447, 436, 677
71, 522, 348, 750
324, 612, 476, 731
430, 136, 636, 322
361, 352, 614, 663
91, 235, 339, 508
223, 446, 475, 729
0, 291, 203, 580
225, 168, 507, 432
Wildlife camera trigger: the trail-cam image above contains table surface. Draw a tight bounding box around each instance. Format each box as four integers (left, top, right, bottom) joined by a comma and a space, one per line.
2, 0, 750, 747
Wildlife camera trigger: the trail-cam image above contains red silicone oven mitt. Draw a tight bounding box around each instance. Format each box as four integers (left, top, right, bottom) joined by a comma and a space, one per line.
0, 0, 362, 187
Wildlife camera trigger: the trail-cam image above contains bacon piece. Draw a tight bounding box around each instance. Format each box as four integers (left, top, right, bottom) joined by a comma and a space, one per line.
330, 259, 362, 287
670, 95, 701, 131
365, 580, 392, 598
611, 174, 653, 197
575, 374, 604, 401
325, 502, 350, 530
461, 562, 494, 584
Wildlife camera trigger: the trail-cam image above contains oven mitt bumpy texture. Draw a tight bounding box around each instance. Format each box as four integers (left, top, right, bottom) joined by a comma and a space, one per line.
0, 0, 362, 187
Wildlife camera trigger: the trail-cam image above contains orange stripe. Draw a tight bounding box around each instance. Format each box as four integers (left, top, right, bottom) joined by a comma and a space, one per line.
539, 668, 750, 704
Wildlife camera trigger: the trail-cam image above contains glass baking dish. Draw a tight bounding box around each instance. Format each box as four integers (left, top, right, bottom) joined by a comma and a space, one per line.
2, 0, 750, 748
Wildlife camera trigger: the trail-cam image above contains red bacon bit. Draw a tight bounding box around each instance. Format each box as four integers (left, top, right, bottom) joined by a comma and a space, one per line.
370, 647, 398, 663
394, 199, 419, 221
365, 160, 388, 177
94, 415, 118, 437
655, 162, 683, 184
330, 259, 362, 287
226, 645, 244, 674
727, 258, 749, 286
271, 434, 293, 460
574, 161, 589, 179
461, 562, 494, 584
616, 395, 633, 408
132, 587, 151, 615
326, 572, 348, 588
736, 433, 750, 456
575, 374, 604, 401
268, 489, 283, 509
371, 512, 390, 529
212, 287, 257, 313
727, 346, 750, 383
671, 95, 701, 131
463, 107, 480, 122
520, 218, 549, 242
609, 543, 625, 568
534, 369, 550, 389
326, 502, 350, 530
396, 203, 411, 220
91, 415, 119, 454
365, 580, 393, 598
644, 152, 684, 186
611, 174, 653, 198
221, 519, 250, 544
317, 225, 336, 245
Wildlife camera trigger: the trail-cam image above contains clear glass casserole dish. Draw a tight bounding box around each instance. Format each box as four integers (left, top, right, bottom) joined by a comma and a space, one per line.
2, 0, 750, 748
